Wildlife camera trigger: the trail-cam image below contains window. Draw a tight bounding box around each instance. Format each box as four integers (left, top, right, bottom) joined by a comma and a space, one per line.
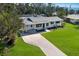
31, 25, 33, 27
56, 21, 60, 23
46, 23, 49, 26
50, 22, 54, 24
36, 24, 42, 27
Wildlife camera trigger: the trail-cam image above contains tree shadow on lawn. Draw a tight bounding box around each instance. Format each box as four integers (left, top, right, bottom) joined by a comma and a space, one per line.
74, 25, 79, 29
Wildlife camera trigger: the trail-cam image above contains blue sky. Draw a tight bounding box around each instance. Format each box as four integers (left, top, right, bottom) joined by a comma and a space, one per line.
55, 3, 79, 9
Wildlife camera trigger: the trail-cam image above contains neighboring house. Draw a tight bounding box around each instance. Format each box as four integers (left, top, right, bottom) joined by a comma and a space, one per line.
52, 12, 58, 16
65, 14, 79, 24
20, 16, 63, 33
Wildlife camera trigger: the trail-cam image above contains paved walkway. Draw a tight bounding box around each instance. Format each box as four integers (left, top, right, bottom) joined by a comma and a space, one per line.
45, 29, 50, 32
22, 34, 66, 56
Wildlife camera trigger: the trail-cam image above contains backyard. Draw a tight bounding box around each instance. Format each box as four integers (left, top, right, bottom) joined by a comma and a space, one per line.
6, 36, 45, 56
42, 23, 79, 56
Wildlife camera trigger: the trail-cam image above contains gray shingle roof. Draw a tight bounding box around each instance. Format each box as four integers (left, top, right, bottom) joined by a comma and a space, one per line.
20, 17, 63, 25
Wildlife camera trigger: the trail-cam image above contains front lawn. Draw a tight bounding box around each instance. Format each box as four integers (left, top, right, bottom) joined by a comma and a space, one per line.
6, 36, 45, 56
42, 23, 79, 56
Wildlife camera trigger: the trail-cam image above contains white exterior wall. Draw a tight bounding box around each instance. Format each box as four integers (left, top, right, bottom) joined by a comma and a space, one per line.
24, 24, 34, 31
45, 21, 62, 28
24, 24, 44, 31
55, 21, 62, 26
24, 25, 28, 31
45, 22, 55, 28
70, 19, 76, 23
24, 20, 62, 32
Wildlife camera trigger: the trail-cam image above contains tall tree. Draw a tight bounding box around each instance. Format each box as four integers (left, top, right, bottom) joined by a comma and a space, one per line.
69, 9, 75, 14
57, 7, 67, 18
0, 4, 23, 55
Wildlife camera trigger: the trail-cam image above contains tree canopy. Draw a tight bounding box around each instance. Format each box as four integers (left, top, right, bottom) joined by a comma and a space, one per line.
0, 4, 23, 55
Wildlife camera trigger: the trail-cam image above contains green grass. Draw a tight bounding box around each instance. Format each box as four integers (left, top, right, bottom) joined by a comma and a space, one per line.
42, 23, 79, 56
7, 36, 45, 56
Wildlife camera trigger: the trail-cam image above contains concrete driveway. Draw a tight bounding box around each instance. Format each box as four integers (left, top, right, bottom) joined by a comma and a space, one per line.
22, 34, 66, 56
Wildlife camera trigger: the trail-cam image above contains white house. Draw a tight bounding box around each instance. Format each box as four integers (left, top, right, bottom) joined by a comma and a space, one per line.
66, 14, 79, 24
20, 16, 63, 33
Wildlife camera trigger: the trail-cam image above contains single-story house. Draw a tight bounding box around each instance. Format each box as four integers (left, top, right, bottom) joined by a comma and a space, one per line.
20, 17, 63, 33
65, 14, 79, 24
52, 12, 58, 16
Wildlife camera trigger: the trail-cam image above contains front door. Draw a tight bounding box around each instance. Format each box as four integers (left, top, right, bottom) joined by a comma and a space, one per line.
43, 23, 45, 29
